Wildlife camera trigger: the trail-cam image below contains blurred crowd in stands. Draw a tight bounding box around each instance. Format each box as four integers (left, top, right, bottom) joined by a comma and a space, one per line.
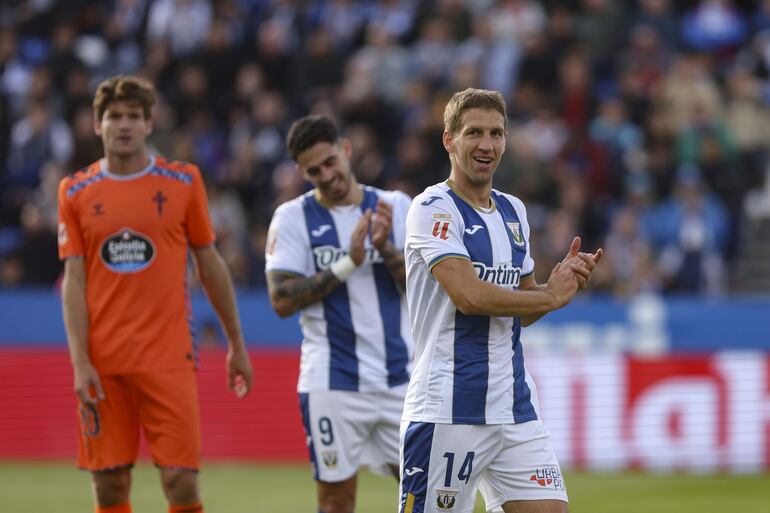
2, 0, 770, 297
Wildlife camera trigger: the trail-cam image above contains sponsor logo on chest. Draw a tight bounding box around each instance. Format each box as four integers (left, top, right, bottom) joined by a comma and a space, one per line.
472, 262, 522, 287
100, 228, 156, 273
312, 245, 382, 269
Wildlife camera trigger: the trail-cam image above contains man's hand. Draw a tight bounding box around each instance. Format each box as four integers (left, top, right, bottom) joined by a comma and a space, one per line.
348, 210, 371, 266
370, 199, 393, 250
556, 237, 603, 290
73, 361, 104, 405
226, 346, 253, 399
545, 257, 579, 308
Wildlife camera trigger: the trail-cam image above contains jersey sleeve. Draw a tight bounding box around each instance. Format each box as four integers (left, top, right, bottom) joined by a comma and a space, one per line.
265, 202, 312, 277
57, 179, 85, 259
185, 167, 216, 247
406, 194, 469, 271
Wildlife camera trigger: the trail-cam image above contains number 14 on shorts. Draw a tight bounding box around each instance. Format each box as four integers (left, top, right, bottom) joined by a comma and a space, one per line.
443, 451, 474, 486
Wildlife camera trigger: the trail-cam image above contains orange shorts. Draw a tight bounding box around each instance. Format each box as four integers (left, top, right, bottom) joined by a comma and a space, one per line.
77, 369, 200, 471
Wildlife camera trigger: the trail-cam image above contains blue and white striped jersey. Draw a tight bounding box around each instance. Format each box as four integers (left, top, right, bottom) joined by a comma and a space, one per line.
403, 180, 540, 425
265, 186, 413, 393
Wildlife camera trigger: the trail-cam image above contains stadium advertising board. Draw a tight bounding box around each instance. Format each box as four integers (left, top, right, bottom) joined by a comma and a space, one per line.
0, 350, 768, 472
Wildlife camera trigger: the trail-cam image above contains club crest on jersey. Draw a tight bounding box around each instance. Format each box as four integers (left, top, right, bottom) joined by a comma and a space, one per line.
435, 488, 458, 511
321, 450, 338, 469
100, 228, 156, 273
507, 222, 525, 246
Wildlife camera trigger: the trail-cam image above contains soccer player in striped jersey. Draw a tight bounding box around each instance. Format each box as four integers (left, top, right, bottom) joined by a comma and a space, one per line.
265, 115, 414, 513
399, 89, 602, 513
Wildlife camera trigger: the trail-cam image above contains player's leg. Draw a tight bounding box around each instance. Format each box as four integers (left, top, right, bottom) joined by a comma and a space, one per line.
299, 391, 373, 513
159, 468, 201, 507
479, 421, 568, 513
77, 375, 140, 511
399, 422, 499, 513
133, 370, 203, 511
317, 475, 358, 513
91, 467, 132, 509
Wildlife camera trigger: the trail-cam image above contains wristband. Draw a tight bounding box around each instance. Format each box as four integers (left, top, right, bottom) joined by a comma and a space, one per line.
330, 255, 357, 281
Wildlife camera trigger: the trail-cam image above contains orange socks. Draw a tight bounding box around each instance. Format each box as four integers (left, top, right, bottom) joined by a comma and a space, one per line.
96, 504, 131, 513
168, 503, 203, 513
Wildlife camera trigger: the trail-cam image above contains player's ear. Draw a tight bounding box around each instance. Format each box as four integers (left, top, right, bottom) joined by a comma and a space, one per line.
339, 138, 352, 159
442, 130, 453, 154
93, 113, 102, 137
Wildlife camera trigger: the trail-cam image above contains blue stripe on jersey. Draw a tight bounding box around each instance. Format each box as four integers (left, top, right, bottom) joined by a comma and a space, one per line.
361, 188, 410, 387
66, 171, 105, 196
511, 321, 537, 422
148, 166, 193, 184
447, 190, 491, 423
303, 194, 359, 391
494, 192, 537, 422
400, 421, 435, 513
298, 393, 319, 480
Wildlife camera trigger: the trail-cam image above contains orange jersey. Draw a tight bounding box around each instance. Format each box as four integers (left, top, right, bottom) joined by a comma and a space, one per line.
57, 156, 215, 374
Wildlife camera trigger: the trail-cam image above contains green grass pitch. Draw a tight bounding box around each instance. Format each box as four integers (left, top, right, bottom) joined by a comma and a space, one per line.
1, 461, 768, 513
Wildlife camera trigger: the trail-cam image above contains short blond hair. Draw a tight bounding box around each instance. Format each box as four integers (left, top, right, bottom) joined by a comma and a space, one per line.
93, 75, 155, 121
443, 88, 507, 136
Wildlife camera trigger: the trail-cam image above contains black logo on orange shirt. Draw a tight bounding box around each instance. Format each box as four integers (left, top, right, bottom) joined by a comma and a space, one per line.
153, 190, 167, 216
92, 203, 104, 216
100, 228, 156, 273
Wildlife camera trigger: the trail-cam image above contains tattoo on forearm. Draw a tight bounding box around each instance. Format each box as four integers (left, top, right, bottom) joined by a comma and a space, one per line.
268, 270, 341, 312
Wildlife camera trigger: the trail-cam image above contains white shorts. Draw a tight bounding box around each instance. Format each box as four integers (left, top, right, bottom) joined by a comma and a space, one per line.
399, 420, 568, 513
299, 384, 406, 482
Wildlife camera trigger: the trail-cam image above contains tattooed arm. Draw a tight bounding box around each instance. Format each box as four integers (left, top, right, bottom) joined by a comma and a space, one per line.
266, 270, 344, 318
267, 209, 371, 318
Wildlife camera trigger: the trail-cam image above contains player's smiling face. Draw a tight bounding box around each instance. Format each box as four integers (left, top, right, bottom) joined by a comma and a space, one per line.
95, 101, 153, 160
296, 139, 356, 205
444, 108, 506, 186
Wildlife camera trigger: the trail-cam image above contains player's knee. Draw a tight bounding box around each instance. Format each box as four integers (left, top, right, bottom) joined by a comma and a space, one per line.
92, 469, 131, 506
160, 468, 199, 505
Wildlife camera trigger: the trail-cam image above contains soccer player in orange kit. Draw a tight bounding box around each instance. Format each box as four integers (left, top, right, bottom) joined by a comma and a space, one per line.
57, 75, 253, 513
